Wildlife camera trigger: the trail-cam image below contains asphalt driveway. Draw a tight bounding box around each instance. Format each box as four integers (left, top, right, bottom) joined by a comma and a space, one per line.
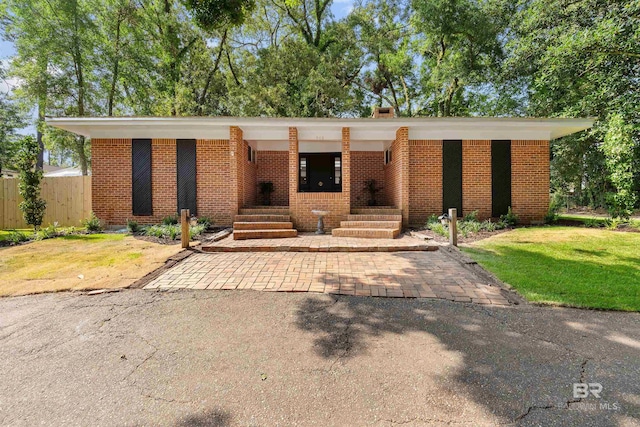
1, 290, 639, 426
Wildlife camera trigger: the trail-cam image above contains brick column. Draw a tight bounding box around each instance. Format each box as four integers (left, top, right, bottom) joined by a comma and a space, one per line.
229, 126, 243, 219
341, 127, 351, 215
396, 127, 410, 226
462, 140, 492, 219
288, 127, 299, 216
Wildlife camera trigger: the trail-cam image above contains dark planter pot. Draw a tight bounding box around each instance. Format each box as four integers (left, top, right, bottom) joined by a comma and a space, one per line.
367, 199, 377, 206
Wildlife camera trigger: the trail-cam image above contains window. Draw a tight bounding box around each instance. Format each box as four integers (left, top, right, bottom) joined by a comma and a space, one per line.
300, 156, 308, 188
252, 148, 256, 163
385, 147, 393, 164
334, 157, 341, 185
247, 145, 252, 162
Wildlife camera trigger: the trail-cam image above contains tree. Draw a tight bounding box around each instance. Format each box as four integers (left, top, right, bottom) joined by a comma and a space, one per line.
506, 0, 640, 208
603, 114, 637, 218
15, 136, 47, 230
411, 0, 508, 116
0, 68, 26, 175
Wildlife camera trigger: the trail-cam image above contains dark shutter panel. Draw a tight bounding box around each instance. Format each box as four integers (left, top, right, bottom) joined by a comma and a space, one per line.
177, 139, 197, 215
132, 139, 152, 216
442, 140, 463, 214
491, 140, 512, 217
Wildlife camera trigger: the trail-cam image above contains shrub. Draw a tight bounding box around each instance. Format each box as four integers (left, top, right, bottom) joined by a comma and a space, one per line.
162, 215, 178, 225
427, 222, 448, 237
545, 194, 564, 224
500, 207, 518, 226
197, 216, 213, 227
15, 136, 46, 230
126, 219, 140, 233
426, 214, 439, 226
143, 225, 165, 238
8, 230, 29, 244
606, 218, 623, 230
482, 220, 497, 232
143, 224, 180, 240
189, 224, 207, 239
583, 218, 602, 228
462, 210, 479, 223
82, 212, 103, 232
35, 224, 59, 240
459, 220, 482, 237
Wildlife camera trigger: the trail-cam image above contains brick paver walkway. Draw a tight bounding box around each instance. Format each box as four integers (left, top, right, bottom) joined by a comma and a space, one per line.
145, 251, 510, 305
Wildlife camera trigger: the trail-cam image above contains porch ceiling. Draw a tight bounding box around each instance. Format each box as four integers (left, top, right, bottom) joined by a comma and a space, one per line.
46, 116, 594, 141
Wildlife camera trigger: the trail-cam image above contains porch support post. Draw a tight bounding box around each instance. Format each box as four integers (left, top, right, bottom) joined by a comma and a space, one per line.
288, 127, 298, 216
396, 127, 410, 227
229, 126, 243, 220
342, 127, 351, 218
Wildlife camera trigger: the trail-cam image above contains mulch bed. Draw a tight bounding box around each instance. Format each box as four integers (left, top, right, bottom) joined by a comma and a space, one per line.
412, 227, 513, 244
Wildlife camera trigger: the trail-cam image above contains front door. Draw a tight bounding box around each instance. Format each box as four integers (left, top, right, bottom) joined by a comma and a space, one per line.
299, 153, 342, 192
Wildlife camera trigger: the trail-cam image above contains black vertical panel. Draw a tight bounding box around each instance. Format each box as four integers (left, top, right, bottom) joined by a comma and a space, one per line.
177, 139, 197, 215
492, 140, 512, 217
442, 140, 463, 213
132, 139, 152, 216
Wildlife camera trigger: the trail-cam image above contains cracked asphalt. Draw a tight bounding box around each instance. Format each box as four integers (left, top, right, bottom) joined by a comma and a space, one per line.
0, 289, 639, 426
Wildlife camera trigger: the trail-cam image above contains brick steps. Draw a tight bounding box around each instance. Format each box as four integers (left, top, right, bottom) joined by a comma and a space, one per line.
332, 227, 400, 239
233, 221, 294, 230
235, 214, 291, 222
239, 207, 290, 215
346, 214, 402, 222
351, 207, 402, 215
233, 207, 297, 240
340, 220, 401, 229
233, 229, 298, 240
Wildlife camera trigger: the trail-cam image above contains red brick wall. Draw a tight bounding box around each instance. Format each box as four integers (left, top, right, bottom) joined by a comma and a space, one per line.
196, 139, 233, 226
92, 138, 133, 225
288, 127, 351, 231
511, 140, 550, 223
351, 151, 386, 207
462, 140, 492, 219
408, 140, 443, 226
92, 138, 234, 227
256, 151, 289, 206
384, 127, 409, 225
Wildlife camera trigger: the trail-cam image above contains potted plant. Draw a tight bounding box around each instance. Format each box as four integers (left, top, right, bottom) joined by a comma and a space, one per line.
258, 181, 274, 206
364, 179, 383, 206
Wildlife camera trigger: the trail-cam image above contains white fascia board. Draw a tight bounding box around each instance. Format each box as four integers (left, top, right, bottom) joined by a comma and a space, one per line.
45, 116, 594, 141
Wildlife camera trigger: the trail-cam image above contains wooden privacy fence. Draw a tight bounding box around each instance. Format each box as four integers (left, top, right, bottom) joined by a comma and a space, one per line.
0, 176, 92, 229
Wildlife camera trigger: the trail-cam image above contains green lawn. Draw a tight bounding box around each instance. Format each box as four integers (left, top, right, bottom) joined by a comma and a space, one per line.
462, 227, 640, 311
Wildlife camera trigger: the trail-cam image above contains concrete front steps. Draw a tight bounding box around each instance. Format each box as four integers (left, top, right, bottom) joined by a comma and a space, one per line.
233, 207, 297, 240
332, 207, 402, 239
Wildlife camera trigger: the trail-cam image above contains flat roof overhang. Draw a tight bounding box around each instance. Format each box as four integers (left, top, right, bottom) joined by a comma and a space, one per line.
45, 116, 594, 141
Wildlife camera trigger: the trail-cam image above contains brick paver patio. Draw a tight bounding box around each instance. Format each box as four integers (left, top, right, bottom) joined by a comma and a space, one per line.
145, 251, 510, 305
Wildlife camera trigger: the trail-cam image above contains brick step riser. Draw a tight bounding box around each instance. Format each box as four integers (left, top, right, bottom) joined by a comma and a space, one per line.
340, 221, 402, 229
235, 215, 291, 222
233, 229, 298, 240
233, 222, 294, 230
351, 208, 402, 215
331, 228, 400, 239
239, 208, 290, 215
347, 214, 402, 222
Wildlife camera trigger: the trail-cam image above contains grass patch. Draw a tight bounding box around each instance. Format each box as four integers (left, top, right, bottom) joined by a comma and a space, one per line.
0, 234, 183, 297
0, 229, 33, 242
462, 227, 640, 311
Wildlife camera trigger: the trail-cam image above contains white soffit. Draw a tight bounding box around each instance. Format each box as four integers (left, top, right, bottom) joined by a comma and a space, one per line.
45, 116, 594, 141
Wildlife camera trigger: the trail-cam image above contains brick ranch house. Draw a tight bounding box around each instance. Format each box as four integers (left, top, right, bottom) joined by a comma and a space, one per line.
47, 113, 592, 239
